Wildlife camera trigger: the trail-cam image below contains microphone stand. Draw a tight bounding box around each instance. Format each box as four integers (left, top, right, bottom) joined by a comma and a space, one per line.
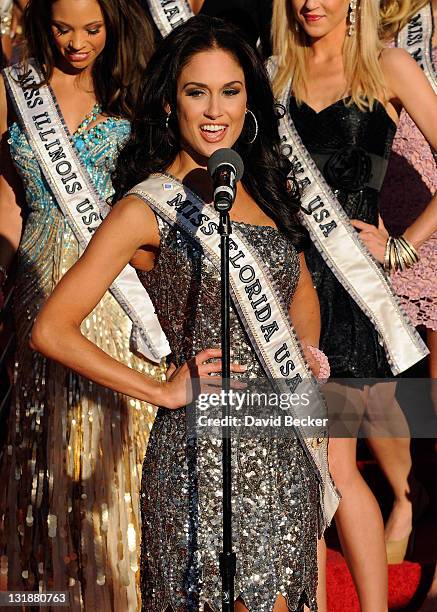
217, 204, 236, 611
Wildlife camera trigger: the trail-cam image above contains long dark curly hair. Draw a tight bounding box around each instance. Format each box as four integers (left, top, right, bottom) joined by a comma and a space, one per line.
112, 16, 308, 249
21, 0, 155, 120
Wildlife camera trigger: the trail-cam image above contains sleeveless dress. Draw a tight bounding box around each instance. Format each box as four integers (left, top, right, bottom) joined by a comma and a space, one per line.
137, 213, 320, 611
379, 46, 437, 331
0, 117, 162, 610
289, 97, 397, 378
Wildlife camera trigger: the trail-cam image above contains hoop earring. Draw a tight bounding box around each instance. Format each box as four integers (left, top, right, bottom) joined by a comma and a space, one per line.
348, 0, 357, 36
165, 110, 171, 129
245, 109, 258, 145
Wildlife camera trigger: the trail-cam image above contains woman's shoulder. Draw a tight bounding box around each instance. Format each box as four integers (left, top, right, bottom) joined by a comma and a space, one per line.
109, 193, 160, 248
380, 46, 414, 67
113, 192, 154, 217
379, 46, 422, 81
379, 46, 434, 99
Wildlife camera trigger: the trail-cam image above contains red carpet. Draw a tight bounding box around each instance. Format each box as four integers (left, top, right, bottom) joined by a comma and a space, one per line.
327, 549, 422, 611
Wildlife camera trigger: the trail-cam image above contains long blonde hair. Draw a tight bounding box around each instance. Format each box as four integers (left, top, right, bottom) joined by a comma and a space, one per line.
271, 0, 386, 110
379, 0, 429, 40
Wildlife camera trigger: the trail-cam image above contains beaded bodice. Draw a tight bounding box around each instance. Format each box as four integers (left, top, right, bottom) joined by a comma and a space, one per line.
138, 216, 300, 368
9, 116, 129, 220
8, 116, 130, 333
289, 96, 397, 225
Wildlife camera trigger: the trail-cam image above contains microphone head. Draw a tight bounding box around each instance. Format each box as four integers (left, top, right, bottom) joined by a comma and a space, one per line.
207, 148, 244, 182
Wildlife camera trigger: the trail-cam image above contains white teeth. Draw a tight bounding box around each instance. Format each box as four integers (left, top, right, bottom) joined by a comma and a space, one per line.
200, 125, 226, 132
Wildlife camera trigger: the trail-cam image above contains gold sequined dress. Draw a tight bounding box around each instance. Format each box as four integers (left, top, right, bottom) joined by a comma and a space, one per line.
0, 117, 161, 610
137, 213, 319, 612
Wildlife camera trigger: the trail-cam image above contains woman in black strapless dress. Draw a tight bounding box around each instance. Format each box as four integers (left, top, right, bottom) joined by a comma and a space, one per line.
271, 0, 437, 609
288, 97, 396, 378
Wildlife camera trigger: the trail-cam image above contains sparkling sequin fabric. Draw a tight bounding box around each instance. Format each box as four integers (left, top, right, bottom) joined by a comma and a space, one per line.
137, 215, 319, 611
289, 97, 397, 377
379, 46, 437, 331
0, 117, 162, 610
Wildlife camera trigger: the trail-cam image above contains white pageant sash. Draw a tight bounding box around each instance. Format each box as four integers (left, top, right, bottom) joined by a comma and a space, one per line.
129, 174, 340, 529
3, 61, 170, 362
396, 2, 437, 94
146, 0, 193, 37
269, 64, 428, 375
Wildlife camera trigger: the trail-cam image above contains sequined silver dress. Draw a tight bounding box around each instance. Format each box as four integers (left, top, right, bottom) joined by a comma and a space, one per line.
138, 216, 319, 612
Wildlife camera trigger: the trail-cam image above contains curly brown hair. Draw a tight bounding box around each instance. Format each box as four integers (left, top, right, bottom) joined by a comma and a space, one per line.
21, 0, 155, 120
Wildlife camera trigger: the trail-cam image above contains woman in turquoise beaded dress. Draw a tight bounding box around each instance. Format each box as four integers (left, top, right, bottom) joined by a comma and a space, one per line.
0, 1, 159, 609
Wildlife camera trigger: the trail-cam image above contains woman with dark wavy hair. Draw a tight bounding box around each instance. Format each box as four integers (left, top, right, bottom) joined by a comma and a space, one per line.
32, 15, 339, 612
0, 0, 159, 609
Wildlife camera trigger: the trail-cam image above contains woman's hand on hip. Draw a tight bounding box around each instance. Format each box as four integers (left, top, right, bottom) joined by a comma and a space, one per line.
162, 348, 247, 410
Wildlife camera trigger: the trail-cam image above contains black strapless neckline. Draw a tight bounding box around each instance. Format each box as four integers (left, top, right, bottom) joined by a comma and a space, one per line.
289, 94, 396, 379
296, 96, 398, 130
289, 95, 397, 213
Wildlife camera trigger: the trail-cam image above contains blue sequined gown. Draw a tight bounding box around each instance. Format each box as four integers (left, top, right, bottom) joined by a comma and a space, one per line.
0, 116, 161, 611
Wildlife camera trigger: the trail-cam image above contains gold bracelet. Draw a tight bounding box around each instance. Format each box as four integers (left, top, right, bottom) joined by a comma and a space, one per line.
383, 236, 420, 273
396, 237, 418, 269
389, 238, 400, 272
383, 237, 391, 271
394, 238, 406, 272
397, 236, 419, 264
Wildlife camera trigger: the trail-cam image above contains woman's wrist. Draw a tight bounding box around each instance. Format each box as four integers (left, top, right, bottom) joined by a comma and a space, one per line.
307, 345, 330, 384
143, 377, 167, 407
401, 229, 421, 250
383, 234, 420, 272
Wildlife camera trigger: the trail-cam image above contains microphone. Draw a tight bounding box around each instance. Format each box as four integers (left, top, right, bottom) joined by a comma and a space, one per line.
207, 148, 244, 213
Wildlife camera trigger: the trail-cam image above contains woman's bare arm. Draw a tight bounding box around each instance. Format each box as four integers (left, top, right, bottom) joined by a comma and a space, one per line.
383, 48, 437, 247
31, 195, 245, 408
288, 252, 321, 375
352, 48, 437, 259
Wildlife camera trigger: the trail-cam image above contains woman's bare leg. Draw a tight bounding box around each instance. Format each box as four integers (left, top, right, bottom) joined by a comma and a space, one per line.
364, 382, 413, 543
315, 537, 327, 612
367, 436, 413, 541
322, 383, 387, 609
329, 435, 388, 612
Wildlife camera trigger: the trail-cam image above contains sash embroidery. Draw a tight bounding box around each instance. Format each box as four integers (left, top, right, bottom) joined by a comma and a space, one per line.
129, 174, 340, 529
3, 60, 170, 363
268, 61, 428, 375
396, 3, 437, 93
146, 0, 194, 37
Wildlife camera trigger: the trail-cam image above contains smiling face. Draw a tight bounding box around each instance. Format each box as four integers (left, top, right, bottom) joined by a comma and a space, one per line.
291, 0, 349, 38
51, 0, 106, 70
174, 48, 247, 162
